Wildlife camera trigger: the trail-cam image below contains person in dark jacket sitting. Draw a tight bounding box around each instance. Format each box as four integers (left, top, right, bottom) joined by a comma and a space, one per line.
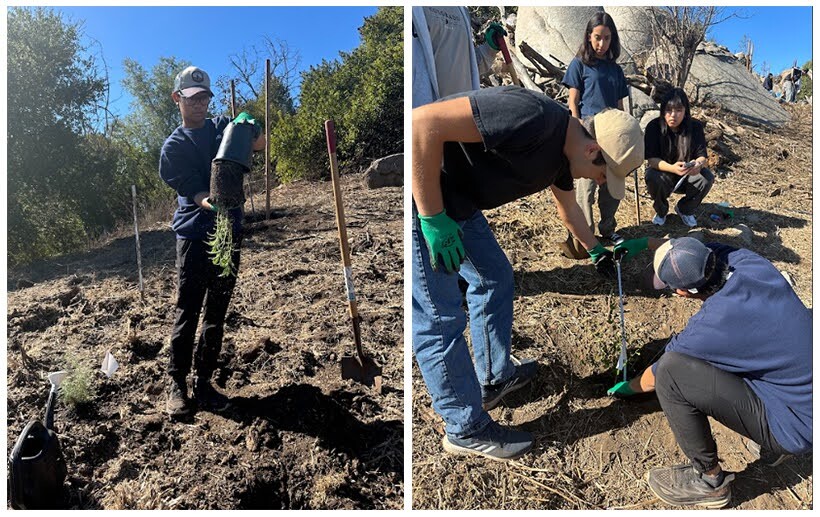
644, 88, 714, 228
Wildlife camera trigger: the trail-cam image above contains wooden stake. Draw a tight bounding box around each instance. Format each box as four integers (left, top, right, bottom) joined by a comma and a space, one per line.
131, 185, 144, 300
265, 58, 271, 220
230, 79, 236, 118
627, 86, 641, 225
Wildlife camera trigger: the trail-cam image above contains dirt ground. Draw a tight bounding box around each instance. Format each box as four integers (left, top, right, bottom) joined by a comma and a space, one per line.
7, 175, 403, 509
412, 103, 813, 510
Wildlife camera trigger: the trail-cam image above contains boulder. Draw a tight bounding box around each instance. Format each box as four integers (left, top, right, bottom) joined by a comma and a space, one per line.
686, 43, 789, 128
515, 6, 602, 67
364, 153, 403, 189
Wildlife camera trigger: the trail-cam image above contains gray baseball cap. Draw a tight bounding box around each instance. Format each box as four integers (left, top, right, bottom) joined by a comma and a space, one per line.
174, 66, 212, 97
652, 237, 714, 291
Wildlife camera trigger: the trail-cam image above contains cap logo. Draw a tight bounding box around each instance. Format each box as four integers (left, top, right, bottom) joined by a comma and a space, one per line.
192, 70, 204, 83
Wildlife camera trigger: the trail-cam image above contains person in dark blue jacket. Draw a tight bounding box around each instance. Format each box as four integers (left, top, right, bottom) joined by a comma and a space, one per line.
608, 236, 812, 508
159, 66, 264, 418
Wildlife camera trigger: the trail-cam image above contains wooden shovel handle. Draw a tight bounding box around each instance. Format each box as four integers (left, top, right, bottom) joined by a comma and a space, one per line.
493, 32, 520, 86
324, 120, 364, 356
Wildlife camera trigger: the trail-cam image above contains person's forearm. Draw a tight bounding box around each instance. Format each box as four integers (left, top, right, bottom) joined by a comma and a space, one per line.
194, 191, 211, 209
553, 190, 598, 249
568, 89, 581, 119
630, 365, 656, 393
647, 237, 667, 251
412, 108, 445, 216
647, 158, 678, 174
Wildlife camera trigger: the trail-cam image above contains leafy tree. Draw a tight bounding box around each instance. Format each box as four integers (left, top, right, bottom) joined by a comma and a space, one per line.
7, 7, 107, 265
270, 6, 403, 182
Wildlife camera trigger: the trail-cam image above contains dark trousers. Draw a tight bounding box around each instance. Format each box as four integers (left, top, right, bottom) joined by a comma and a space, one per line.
645, 167, 714, 217
168, 236, 242, 381
655, 352, 790, 473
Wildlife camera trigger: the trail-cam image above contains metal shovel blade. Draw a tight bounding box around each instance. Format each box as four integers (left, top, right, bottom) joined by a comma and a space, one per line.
341, 355, 383, 394
47, 371, 68, 391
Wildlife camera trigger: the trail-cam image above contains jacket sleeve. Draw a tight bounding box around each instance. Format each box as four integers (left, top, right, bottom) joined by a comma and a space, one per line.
159, 141, 208, 198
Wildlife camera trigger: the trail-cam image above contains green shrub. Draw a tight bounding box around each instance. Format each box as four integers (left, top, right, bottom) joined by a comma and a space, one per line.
60, 356, 97, 407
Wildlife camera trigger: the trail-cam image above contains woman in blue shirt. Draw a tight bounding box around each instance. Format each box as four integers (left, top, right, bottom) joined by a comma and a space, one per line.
560, 12, 629, 255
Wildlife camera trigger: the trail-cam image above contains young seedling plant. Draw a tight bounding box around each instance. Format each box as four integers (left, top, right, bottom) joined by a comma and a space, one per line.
207, 208, 236, 278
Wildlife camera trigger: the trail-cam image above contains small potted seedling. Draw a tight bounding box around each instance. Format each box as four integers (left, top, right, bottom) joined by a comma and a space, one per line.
207, 112, 261, 277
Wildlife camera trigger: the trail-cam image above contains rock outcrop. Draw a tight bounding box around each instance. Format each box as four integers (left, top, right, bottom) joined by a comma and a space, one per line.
364, 153, 403, 189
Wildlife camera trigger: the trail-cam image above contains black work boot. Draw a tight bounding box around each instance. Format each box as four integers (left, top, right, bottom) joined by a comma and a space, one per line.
166, 376, 190, 418
193, 375, 231, 412
646, 463, 735, 508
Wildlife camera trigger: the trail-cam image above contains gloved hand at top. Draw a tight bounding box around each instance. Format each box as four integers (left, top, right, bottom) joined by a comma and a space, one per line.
484, 22, 508, 51
233, 111, 256, 125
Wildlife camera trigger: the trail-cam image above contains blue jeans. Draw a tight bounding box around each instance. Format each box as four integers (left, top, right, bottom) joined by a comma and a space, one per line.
412, 209, 516, 438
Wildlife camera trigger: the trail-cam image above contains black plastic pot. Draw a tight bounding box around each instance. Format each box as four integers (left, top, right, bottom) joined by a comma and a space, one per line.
215, 121, 261, 171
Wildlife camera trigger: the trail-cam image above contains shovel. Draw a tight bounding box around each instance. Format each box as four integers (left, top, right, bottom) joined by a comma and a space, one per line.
324, 120, 383, 393
492, 30, 520, 86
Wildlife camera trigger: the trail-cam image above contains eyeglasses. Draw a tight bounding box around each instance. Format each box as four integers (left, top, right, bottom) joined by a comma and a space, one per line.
179, 94, 212, 106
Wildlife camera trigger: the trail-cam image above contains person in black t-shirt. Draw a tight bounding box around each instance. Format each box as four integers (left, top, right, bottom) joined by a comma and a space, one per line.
644, 88, 714, 228
411, 85, 643, 461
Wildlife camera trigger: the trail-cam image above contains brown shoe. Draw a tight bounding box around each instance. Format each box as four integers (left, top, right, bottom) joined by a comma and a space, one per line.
166, 377, 190, 418
556, 236, 589, 260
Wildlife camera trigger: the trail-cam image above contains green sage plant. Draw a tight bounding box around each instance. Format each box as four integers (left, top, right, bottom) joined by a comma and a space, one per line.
207, 209, 236, 277
61, 355, 96, 407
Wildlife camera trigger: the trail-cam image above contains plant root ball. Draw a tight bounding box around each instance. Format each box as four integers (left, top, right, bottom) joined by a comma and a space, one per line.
210, 160, 246, 209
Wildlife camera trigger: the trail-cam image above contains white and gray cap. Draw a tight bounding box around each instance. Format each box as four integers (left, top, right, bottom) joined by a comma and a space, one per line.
174, 66, 213, 97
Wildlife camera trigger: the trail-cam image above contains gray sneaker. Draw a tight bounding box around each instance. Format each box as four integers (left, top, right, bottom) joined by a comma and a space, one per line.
646, 463, 735, 508
481, 359, 537, 411
443, 420, 533, 461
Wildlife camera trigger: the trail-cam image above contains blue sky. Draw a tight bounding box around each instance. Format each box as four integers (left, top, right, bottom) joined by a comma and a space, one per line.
52, 6, 380, 118
704, 6, 811, 74
17, 5, 812, 120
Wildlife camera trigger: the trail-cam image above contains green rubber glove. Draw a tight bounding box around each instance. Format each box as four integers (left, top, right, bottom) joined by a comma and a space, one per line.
484, 22, 508, 51
233, 111, 256, 125
614, 237, 649, 262
588, 243, 616, 279
204, 197, 221, 212
607, 380, 637, 397
418, 211, 465, 274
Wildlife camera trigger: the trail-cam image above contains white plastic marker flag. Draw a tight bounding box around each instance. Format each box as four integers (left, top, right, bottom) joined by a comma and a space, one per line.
101, 350, 119, 378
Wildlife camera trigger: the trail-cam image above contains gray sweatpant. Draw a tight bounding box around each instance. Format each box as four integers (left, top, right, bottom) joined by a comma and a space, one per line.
575, 178, 621, 237
645, 167, 714, 217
